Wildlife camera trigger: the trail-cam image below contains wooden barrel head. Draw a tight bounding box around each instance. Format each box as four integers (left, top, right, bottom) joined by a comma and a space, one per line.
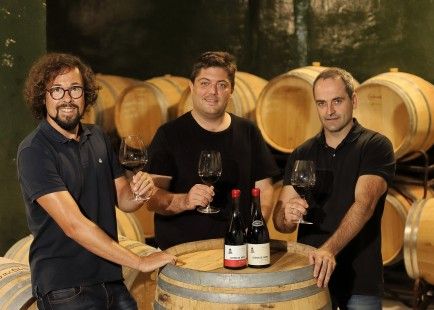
82, 74, 139, 132
147, 75, 190, 121
115, 83, 168, 146
255, 66, 327, 153
404, 198, 434, 285
355, 72, 434, 160
155, 239, 331, 309
116, 207, 145, 242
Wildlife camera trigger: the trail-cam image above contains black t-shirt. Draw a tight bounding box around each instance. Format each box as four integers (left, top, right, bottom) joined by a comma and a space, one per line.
17, 120, 124, 296
283, 119, 395, 298
149, 112, 280, 250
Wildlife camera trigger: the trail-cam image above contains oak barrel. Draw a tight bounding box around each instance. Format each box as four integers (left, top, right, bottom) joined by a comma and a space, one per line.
255, 65, 327, 153
355, 71, 434, 160
133, 206, 155, 239
4, 234, 33, 265
116, 207, 145, 242
117, 235, 158, 289
0, 257, 35, 309
147, 75, 190, 121
177, 71, 267, 122
154, 239, 331, 309
382, 184, 433, 266
115, 75, 189, 146
404, 198, 434, 285
3, 234, 158, 308
82, 74, 139, 132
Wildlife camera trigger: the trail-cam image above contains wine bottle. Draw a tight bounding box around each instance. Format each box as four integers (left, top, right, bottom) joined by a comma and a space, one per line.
224, 189, 247, 270
247, 188, 270, 268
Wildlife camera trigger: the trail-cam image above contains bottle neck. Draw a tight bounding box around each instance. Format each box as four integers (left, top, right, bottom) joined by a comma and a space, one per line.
233, 197, 241, 212
251, 196, 263, 220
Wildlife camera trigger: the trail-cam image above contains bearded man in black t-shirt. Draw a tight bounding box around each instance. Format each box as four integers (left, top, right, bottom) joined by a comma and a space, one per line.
147, 51, 280, 250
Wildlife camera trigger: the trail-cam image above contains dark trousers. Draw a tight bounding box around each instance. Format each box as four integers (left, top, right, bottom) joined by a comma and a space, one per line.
36, 280, 137, 310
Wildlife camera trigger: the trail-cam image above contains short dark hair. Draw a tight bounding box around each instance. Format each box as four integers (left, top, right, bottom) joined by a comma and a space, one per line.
190, 51, 237, 91
313, 67, 356, 98
23, 53, 99, 120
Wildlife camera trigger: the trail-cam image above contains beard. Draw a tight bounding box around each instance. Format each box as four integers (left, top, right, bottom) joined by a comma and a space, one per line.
48, 103, 82, 131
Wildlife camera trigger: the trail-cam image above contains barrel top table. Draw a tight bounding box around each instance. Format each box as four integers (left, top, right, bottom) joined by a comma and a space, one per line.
154, 239, 331, 309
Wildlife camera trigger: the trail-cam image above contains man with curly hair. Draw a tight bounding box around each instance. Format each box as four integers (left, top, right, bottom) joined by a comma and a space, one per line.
17, 53, 175, 309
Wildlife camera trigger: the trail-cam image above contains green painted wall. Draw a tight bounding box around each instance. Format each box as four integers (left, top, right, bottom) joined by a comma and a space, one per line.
0, 1, 46, 254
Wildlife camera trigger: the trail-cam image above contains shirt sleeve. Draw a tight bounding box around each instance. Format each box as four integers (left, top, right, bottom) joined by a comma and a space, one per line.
359, 133, 396, 185
17, 145, 66, 202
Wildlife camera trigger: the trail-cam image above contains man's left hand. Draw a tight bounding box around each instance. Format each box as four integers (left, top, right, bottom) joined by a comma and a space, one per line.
309, 248, 336, 288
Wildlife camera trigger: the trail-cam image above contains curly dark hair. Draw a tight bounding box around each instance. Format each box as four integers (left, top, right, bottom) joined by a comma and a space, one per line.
190, 51, 237, 91
23, 53, 99, 120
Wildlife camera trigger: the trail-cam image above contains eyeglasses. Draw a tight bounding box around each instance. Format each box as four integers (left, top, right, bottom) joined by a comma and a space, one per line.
46, 86, 84, 100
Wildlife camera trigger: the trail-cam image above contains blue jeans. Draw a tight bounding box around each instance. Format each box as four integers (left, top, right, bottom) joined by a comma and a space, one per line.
36, 280, 137, 310
333, 294, 382, 310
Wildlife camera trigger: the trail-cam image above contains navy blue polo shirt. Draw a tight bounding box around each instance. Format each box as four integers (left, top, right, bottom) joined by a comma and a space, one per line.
283, 119, 395, 297
17, 120, 124, 296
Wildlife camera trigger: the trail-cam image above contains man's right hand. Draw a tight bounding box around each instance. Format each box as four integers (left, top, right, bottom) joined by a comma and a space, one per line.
138, 251, 177, 272
183, 184, 214, 211
283, 197, 309, 224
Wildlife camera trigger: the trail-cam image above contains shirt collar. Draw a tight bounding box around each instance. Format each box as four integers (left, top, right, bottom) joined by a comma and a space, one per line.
316, 118, 363, 148
40, 119, 91, 144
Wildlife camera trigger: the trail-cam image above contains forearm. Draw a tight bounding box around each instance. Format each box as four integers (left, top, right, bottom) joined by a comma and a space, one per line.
68, 218, 141, 269
321, 175, 386, 255
117, 190, 146, 213
321, 201, 374, 255
147, 188, 188, 215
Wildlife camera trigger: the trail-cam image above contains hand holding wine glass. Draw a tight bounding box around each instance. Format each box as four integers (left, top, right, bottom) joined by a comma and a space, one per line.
197, 150, 222, 214
290, 160, 316, 224
119, 135, 150, 202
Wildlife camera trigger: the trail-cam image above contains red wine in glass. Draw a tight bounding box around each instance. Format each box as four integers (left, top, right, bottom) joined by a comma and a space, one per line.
197, 150, 222, 214
119, 135, 149, 201
290, 160, 316, 224
199, 174, 220, 186
121, 159, 147, 172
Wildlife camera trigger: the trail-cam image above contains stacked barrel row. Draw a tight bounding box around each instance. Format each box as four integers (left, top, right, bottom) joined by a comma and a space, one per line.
85, 67, 434, 163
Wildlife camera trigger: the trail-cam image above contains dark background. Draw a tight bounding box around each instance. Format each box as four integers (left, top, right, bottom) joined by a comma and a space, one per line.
1, 0, 434, 254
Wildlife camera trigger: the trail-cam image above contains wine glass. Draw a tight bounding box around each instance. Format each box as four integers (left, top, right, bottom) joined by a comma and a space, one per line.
290, 160, 316, 224
197, 150, 222, 214
119, 135, 149, 201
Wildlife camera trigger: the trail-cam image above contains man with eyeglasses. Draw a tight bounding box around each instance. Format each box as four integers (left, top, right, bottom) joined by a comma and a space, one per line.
17, 53, 176, 309
146, 51, 280, 250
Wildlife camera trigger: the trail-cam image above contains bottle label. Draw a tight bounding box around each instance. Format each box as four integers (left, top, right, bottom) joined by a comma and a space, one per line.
224, 244, 247, 268
252, 220, 264, 227
247, 243, 270, 266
